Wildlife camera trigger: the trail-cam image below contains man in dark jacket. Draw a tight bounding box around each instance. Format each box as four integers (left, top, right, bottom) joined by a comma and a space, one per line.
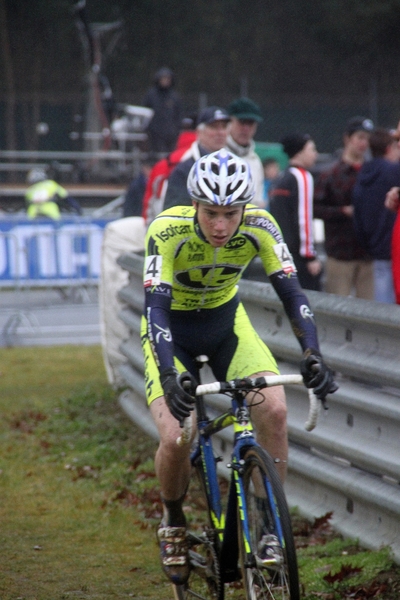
143, 67, 183, 153
314, 117, 374, 299
352, 127, 400, 303
269, 133, 322, 291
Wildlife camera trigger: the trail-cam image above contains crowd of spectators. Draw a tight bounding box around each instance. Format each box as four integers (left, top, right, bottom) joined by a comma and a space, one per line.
123, 65, 400, 305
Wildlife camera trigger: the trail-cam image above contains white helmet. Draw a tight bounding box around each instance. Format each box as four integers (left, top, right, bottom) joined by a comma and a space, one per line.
187, 149, 255, 206
27, 167, 47, 184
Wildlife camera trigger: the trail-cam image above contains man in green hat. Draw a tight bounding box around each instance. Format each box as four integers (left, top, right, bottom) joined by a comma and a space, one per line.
226, 97, 265, 207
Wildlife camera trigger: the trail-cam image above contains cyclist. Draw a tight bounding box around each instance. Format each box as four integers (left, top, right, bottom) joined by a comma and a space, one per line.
141, 149, 337, 585
25, 168, 82, 220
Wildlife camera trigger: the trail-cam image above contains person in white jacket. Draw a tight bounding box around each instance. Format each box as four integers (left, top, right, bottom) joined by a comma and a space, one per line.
226, 97, 265, 207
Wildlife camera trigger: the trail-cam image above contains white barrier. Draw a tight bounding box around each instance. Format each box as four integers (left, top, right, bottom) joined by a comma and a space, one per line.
0, 216, 115, 287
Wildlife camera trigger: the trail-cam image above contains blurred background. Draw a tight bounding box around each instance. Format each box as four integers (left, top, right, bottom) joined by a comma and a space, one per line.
1, 0, 400, 165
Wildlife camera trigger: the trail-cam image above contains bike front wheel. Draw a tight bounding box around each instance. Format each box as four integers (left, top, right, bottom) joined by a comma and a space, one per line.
237, 446, 300, 600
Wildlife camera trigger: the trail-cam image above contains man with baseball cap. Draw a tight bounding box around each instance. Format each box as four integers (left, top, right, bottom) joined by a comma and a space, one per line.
314, 116, 374, 299
226, 97, 265, 207
163, 106, 230, 208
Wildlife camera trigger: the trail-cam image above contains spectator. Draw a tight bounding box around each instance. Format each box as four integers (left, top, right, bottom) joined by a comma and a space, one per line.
123, 158, 157, 218
314, 116, 374, 299
226, 97, 265, 206
262, 158, 281, 210
142, 114, 198, 226
352, 127, 400, 303
143, 67, 183, 154
25, 168, 82, 220
269, 133, 322, 291
163, 106, 230, 209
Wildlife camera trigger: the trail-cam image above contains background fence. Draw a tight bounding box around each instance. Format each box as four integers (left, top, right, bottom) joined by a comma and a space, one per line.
1, 90, 399, 160
114, 251, 400, 563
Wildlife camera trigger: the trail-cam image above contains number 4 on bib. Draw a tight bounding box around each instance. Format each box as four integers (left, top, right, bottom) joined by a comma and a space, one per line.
144, 255, 162, 287
273, 243, 296, 274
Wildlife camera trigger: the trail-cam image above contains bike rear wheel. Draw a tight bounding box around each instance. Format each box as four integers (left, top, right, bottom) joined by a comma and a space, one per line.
237, 446, 300, 600
172, 459, 224, 600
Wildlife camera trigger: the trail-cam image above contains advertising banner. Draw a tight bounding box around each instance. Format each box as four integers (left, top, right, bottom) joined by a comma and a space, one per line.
0, 217, 115, 287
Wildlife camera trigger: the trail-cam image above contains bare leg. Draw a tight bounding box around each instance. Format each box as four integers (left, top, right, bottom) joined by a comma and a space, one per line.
150, 396, 193, 501
150, 396, 194, 584
247, 372, 288, 481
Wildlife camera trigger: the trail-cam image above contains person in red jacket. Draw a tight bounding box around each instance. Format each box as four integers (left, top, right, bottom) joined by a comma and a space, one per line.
141, 116, 197, 226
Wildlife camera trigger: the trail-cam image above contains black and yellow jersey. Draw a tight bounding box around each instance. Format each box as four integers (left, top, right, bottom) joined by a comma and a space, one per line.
144, 204, 296, 311
143, 204, 320, 374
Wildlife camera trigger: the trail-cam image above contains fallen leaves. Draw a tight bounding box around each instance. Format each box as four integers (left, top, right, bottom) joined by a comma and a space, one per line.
323, 563, 363, 584
294, 510, 336, 548
9, 410, 47, 433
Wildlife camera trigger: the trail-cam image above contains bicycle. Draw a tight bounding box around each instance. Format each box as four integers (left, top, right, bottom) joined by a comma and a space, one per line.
172, 356, 321, 600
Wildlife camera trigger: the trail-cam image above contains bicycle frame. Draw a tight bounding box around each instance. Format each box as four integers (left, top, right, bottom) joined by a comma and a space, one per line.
190, 386, 284, 581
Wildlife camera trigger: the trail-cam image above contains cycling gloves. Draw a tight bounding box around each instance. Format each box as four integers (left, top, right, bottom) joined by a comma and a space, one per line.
160, 367, 197, 424
300, 348, 338, 400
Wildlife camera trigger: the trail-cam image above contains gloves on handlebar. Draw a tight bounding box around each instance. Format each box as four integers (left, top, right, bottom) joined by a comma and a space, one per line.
160, 367, 197, 424
300, 349, 338, 400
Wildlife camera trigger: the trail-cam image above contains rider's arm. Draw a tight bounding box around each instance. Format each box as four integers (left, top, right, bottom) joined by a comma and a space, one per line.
144, 284, 175, 372
269, 270, 320, 353
143, 224, 176, 372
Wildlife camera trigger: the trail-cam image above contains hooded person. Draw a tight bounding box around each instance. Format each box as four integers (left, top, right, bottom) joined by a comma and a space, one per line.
143, 67, 184, 153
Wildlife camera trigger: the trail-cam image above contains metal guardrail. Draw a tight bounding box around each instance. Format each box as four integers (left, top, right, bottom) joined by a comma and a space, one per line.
115, 251, 400, 563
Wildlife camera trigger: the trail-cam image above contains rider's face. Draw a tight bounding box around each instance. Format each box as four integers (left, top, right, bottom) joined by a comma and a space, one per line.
195, 202, 244, 247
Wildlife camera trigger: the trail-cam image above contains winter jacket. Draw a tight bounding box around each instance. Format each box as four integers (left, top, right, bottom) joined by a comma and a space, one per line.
314, 159, 370, 261
225, 134, 264, 207
269, 166, 317, 261
352, 158, 400, 259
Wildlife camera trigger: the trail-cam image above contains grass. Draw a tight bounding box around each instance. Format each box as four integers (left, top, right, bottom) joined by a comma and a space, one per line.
0, 345, 399, 599
0, 345, 168, 599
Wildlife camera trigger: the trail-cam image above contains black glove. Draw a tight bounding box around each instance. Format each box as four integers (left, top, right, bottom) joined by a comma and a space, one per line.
160, 367, 197, 424
300, 349, 338, 400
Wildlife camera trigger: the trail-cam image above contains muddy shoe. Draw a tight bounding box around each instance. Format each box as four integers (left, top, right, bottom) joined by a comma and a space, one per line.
256, 533, 283, 567
157, 525, 190, 585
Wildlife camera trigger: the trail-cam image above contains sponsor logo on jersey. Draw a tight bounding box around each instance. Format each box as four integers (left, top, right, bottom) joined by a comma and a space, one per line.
187, 240, 204, 253
154, 323, 172, 343
245, 215, 283, 242
175, 265, 242, 289
188, 252, 205, 261
300, 304, 315, 322
225, 236, 246, 249
186, 239, 205, 262
155, 224, 191, 242
145, 285, 172, 296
